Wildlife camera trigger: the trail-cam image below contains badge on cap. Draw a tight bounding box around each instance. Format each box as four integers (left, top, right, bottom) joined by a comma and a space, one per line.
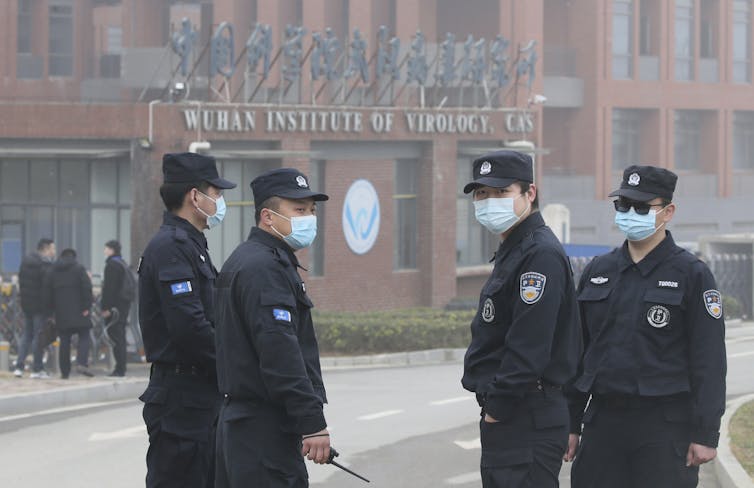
628, 172, 641, 186
703, 290, 723, 319
520, 272, 546, 304
479, 161, 492, 175
296, 175, 308, 188
647, 305, 670, 328
481, 298, 495, 323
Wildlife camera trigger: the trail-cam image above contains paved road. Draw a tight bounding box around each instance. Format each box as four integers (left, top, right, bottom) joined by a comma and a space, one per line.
2, 324, 752, 487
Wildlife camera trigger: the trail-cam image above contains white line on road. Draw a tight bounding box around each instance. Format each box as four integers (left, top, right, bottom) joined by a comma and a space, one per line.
0, 399, 134, 423
445, 471, 481, 485
89, 425, 146, 441
357, 409, 404, 421
454, 438, 481, 450
430, 396, 474, 406
728, 350, 754, 359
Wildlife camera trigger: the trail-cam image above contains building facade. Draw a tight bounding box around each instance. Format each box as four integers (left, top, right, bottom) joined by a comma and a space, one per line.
0, 0, 752, 311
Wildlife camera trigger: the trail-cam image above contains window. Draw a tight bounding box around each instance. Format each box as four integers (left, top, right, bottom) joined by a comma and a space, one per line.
733, 0, 752, 83
675, 0, 695, 81
734, 112, 754, 169
674, 110, 702, 170
394, 159, 417, 270
49, 4, 74, 76
309, 160, 326, 276
612, 109, 642, 170
17, 1, 32, 54
456, 157, 498, 267
613, 0, 634, 79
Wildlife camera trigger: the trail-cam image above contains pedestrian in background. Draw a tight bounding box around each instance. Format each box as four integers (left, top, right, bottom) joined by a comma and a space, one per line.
138, 152, 235, 488
14, 238, 56, 379
461, 150, 582, 487
213, 168, 331, 487
44, 248, 94, 379
566, 166, 727, 488
101, 239, 132, 377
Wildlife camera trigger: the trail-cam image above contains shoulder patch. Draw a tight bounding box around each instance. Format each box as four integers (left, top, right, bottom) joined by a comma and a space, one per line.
520, 272, 546, 304
170, 281, 192, 295
273, 308, 292, 322
703, 290, 723, 319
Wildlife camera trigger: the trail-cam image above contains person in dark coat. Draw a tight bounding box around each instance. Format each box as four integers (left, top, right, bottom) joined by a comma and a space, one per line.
44, 248, 95, 379
14, 238, 56, 378
101, 239, 132, 377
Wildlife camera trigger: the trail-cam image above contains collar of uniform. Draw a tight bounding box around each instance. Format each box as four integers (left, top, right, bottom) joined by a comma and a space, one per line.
618, 230, 677, 276
163, 211, 207, 248
247, 226, 302, 269
496, 211, 546, 262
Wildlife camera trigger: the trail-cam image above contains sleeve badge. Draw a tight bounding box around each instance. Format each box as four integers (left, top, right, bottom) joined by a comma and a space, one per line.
273, 308, 292, 322
703, 290, 723, 319
520, 272, 546, 305
170, 281, 192, 295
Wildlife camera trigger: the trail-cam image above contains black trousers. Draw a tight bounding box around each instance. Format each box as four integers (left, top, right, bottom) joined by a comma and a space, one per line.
58, 327, 91, 377
479, 389, 569, 488
215, 400, 308, 488
571, 396, 699, 488
140, 370, 220, 488
107, 314, 127, 375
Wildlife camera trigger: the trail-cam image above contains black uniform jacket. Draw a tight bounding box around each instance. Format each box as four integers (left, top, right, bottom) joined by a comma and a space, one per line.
138, 212, 217, 373
568, 231, 727, 447
43, 256, 93, 330
462, 212, 582, 422
214, 227, 327, 435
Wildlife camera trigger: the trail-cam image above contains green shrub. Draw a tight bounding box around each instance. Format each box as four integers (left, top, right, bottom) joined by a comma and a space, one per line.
723, 295, 743, 319
313, 308, 475, 355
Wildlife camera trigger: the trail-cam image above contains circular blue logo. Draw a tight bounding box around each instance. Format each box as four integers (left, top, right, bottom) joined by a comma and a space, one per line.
342, 179, 380, 255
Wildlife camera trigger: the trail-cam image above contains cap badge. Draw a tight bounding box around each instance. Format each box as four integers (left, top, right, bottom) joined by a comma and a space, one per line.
296, 175, 308, 188
628, 172, 641, 186
479, 161, 492, 175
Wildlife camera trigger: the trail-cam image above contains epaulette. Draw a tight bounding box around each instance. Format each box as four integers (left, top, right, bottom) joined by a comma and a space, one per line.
272, 247, 291, 268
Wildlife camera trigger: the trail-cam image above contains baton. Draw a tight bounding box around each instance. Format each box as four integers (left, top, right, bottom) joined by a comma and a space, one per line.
328, 447, 370, 483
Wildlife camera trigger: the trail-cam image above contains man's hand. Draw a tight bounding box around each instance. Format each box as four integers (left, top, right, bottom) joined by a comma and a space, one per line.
302, 429, 331, 464
563, 433, 579, 462
102, 310, 111, 319
686, 443, 716, 466
82, 309, 90, 317
483, 413, 499, 423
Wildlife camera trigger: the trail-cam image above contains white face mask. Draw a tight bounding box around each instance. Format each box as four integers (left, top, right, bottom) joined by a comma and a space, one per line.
473, 195, 528, 234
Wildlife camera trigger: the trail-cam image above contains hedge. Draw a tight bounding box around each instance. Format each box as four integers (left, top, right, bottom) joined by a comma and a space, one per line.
313, 307, 475, 355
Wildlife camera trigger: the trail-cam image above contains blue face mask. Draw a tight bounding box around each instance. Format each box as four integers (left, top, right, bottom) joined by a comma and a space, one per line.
270, 210, 318, 250
473, 195, 527, 235
196, 192, 227, 229
614, 207, 666, 241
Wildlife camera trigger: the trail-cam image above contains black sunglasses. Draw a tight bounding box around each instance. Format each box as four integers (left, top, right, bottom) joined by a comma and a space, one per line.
613, 199, 665, 215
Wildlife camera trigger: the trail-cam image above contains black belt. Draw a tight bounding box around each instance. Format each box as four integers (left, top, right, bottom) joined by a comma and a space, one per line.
593, 392, 688, 409
151, 362, 211, 379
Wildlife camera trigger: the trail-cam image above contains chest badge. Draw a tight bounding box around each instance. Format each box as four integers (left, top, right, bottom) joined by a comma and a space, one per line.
703, 290, 723, 319
301, 282, 306, 293
520, 272, 546, 304
647, 305, 670, 328
199, 254, 206, 262
590, 276, 609, 285
481, 298, 495, 323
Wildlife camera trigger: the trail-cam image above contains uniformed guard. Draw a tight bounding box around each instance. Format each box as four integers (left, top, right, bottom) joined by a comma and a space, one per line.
213, 168, 330, 488
461, 150, 582, 487
566, 165, 727, 488
137, 152, 236, 488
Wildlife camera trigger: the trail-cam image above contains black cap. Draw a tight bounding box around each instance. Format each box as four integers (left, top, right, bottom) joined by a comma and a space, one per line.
162, 152, 236, 189
608, 165, 677, 202
251, 168, 329, 206
463, 150, 533, 194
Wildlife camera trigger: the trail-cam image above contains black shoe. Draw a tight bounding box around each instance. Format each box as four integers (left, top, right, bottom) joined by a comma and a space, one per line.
108, 371, 125, 377
76, 365, 94, 377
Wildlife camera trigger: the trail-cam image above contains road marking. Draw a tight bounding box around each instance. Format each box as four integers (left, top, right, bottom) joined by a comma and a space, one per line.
0, 399, 134, 423
430, 396, 474, 406
89, 424, 145, 441
454, 438, 481, 450
357, 409, 403, 421
728, 350, 754, 359
445, 471, 481, 485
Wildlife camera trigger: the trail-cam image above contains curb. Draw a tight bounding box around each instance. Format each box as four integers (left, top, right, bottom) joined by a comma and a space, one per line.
1, 348, 466, 417
715, 393, 754, 488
